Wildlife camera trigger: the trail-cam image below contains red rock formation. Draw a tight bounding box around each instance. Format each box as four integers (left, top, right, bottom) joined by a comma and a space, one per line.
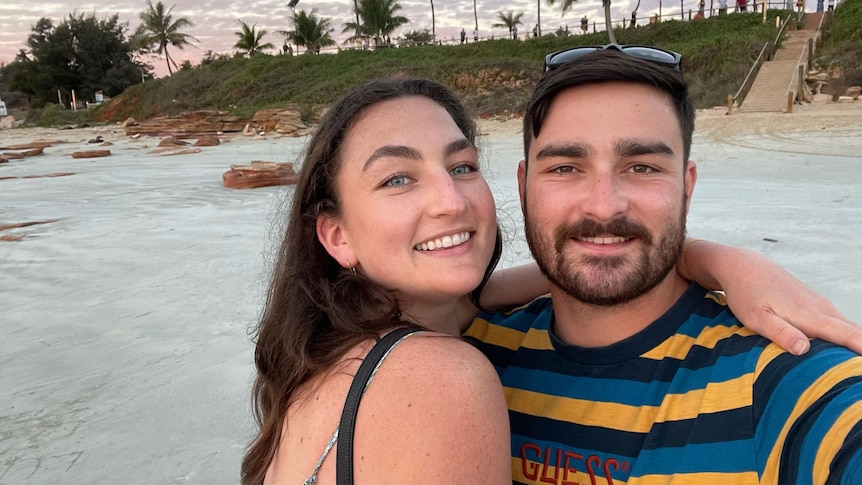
222, 161, 298, 189
71, 150, 111, 158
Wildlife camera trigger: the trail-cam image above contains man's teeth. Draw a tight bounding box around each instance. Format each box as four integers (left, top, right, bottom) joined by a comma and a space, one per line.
415, 232, 471, 251
577, 236, 628, 244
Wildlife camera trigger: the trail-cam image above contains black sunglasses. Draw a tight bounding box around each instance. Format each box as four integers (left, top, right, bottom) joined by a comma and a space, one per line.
544, 44, 683, 73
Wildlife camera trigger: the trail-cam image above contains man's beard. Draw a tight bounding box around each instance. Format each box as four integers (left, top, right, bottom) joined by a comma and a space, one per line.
525, 206, 687, 307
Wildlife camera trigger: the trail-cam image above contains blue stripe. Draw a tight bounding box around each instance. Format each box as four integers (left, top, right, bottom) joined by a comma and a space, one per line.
827, 420, 862, 484
632, 439, 757, 475
754, 343, 858, 458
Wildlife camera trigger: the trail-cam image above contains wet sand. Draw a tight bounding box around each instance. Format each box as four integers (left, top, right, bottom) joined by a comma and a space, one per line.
1, 99, 861, 484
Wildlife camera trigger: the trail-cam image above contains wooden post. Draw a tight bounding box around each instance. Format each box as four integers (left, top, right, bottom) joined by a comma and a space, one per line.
807, 38, 814, 71
681, 0, 685, 18
727, 94, 734, 115
786, 91, 794, 112
71, 90, 77, 111
798, 64, 805, 101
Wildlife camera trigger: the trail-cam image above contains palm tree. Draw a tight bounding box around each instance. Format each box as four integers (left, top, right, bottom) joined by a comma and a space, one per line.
343, 0, 408, 46
430, 0, 436, 42
134, 0, 197, 75
234, 21, 274, 57
548, 0, 617, 43
473, 0, 478, 33
492, 10, 525, 38
283, 9, 336, 54
536, 0, 542, 36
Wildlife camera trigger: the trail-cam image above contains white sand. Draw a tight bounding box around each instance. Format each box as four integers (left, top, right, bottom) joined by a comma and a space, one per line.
1, 99, 861, 484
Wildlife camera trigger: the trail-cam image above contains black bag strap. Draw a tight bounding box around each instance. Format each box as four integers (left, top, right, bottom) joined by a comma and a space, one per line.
336, 327, 421, 485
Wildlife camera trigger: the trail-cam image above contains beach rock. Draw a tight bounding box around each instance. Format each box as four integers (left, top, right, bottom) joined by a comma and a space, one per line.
193, 136, 220, 146
2, 147, 45, 159
845, 86, 861, 100
121, 117, 137, 128
71, 150, 111, 158
222, 161, 298, 189
158, 136, 188, 147
0, 116, 14, 130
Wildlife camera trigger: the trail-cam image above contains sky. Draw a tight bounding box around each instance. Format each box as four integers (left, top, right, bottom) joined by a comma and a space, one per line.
1, 0, 801, 78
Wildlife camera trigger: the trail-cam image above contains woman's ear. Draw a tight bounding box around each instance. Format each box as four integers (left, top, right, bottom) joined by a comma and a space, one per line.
316, 214, 355, 268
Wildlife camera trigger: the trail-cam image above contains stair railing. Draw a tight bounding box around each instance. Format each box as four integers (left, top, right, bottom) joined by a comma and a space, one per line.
727, 13, 793, 113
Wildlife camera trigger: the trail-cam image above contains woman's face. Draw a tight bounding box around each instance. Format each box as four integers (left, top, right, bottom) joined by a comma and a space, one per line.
317, 96, 497, 306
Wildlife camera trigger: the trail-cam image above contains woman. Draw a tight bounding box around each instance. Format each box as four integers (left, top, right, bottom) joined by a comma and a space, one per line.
243, 78, 855, 484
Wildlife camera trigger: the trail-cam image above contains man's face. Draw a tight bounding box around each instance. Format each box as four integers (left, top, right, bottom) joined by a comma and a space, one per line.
519, 82, 697, 306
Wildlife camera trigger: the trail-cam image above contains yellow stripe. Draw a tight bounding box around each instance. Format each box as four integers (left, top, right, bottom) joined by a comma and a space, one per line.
630, 471, 759, 484
761, 354, 862, 482
813, 398, 862, 482
506, 372, 755, 430
464, 319, 554, 351
642, 324, 754, 361
506, 387, 660, 433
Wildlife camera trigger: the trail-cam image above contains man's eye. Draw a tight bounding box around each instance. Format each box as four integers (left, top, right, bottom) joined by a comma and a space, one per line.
552, 166, 576, 173
630, 164, 654, 174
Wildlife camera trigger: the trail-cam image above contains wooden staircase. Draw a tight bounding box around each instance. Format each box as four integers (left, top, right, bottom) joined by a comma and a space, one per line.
737, 12, 825, 113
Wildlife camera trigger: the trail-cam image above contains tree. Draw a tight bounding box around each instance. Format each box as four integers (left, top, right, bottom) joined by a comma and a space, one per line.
430, 0, 436, 42
473, 0, 479, 33
398, 28, 434, 46
492, 10, 525, 37
548, 0, 617, 43
133, 0, 197, 75
234, 21, 274, 57
3, 13, 148, 108
342, 0, 408, 46
283, 9, 336, 54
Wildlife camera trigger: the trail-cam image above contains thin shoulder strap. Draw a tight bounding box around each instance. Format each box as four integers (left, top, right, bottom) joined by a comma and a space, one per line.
335, 327, 422, 485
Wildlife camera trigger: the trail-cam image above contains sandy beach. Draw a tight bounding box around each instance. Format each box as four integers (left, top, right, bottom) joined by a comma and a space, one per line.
1, 98, 861, 484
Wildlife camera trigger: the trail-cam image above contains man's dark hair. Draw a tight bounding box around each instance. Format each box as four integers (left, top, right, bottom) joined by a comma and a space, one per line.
523, 49, 695, 163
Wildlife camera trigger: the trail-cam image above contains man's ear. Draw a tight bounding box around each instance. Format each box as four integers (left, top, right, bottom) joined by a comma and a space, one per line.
517, 160, 527, 212
684, 160, 698, 214
316, 214, 355, 268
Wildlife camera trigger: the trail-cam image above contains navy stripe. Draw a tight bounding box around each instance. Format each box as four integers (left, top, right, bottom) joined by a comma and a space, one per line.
828, 420, 862, 484
509, 410, 646, 458
643, 407, 755, 449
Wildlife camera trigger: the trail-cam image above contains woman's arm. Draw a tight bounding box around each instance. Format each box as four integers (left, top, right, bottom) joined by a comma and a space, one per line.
478, 263, 549, 310
678, 238, 862, 355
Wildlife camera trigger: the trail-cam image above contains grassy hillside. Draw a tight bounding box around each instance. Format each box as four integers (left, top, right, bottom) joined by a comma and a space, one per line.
85, 10, 794, 123
815, 0, 862, 87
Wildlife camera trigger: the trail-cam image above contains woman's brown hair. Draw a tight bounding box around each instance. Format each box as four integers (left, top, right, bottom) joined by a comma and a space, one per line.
241, 78, 502, 485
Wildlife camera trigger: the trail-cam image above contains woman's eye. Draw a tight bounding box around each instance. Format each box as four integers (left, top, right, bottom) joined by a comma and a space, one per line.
384, 174, 410, 187
450, 164, 477, 176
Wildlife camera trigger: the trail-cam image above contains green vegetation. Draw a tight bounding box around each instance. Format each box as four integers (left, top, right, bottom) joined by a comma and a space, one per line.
97, 11, 790, 123
815, 0, 862, 88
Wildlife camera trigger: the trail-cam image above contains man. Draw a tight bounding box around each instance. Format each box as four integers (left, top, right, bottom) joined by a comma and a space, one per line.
465, 46, 862, 484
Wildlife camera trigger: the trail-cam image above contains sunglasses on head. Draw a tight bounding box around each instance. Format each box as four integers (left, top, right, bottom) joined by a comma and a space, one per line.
544, 44, 683, 73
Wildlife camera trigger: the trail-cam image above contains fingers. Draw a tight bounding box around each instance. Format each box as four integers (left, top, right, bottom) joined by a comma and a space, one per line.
801, 314, 862, 355
748, 308, 811, 356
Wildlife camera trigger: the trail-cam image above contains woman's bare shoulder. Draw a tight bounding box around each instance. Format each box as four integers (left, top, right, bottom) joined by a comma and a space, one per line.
350, 332, 511, 484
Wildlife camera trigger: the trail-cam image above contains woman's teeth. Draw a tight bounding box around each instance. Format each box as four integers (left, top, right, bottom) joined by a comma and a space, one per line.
415, 232, 471, 251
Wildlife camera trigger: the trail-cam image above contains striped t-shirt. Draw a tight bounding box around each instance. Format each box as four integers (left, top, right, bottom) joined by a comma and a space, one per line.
464, 283, 862, 484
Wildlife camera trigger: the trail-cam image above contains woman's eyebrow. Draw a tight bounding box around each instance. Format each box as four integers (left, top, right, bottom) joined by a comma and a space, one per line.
363, 145, 421, 171
363, 138, 475, 171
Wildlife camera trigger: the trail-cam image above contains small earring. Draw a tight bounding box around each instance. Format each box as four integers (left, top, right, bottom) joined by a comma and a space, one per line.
350, 266, 357, 277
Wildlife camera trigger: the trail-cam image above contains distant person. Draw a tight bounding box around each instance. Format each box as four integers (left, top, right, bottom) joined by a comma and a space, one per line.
282, 43, 293, 56
817, 0, 825, 11
473, 28, 479, 42
556, 26, 565, 37
512, 25, 519, 40
581, 15, 589, 34
737, 0, 747, 11
719, 0, 728, 15
533, 25, 539, 38
460, 28, 466, 44
630, 9, 637, 27
828, 0, 835, 11
698, 0, 706, 16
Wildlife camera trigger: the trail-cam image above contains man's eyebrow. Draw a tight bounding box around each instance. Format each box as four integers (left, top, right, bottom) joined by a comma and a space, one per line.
535, 142, 590, 161
362, 138, 475, 171
615, 139, 675, 158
